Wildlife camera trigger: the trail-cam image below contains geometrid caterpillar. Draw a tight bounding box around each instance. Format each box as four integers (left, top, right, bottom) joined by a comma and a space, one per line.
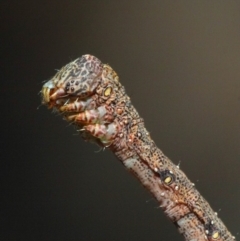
41, 55, 235, 241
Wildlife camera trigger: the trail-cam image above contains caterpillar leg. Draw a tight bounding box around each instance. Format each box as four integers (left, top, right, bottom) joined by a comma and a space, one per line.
66, 106, 114, 124
84, 123, 118, 145
59, 98, 96, 112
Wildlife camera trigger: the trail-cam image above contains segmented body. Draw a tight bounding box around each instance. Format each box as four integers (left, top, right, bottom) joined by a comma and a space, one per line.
41, 55, 235, 241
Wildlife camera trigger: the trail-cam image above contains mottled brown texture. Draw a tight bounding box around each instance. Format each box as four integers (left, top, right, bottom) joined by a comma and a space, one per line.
41, 55, 235, 241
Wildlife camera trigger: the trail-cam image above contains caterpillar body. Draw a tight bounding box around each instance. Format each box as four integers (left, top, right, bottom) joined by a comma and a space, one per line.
41, 55, 235, 241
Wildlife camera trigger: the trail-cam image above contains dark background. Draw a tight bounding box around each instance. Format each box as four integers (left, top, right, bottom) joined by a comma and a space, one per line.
1, 1, 240, 240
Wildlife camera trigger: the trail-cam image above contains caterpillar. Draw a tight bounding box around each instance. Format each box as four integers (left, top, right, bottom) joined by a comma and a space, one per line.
41, 54, 235, 241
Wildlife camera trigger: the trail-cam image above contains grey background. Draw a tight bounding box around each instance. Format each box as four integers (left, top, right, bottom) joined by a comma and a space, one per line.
1, 1, 240, 240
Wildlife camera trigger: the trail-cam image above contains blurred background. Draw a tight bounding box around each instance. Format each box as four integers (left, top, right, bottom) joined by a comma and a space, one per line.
1, 1, 240, 240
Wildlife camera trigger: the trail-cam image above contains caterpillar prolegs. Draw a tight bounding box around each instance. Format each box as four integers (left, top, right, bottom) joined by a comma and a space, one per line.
41, 55, 235, 241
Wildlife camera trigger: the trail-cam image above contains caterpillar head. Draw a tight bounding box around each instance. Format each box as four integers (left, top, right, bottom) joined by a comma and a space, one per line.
42, 55, 103, 106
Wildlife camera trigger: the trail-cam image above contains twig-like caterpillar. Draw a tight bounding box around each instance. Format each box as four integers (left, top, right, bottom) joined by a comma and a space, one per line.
41, 55, 235, 241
